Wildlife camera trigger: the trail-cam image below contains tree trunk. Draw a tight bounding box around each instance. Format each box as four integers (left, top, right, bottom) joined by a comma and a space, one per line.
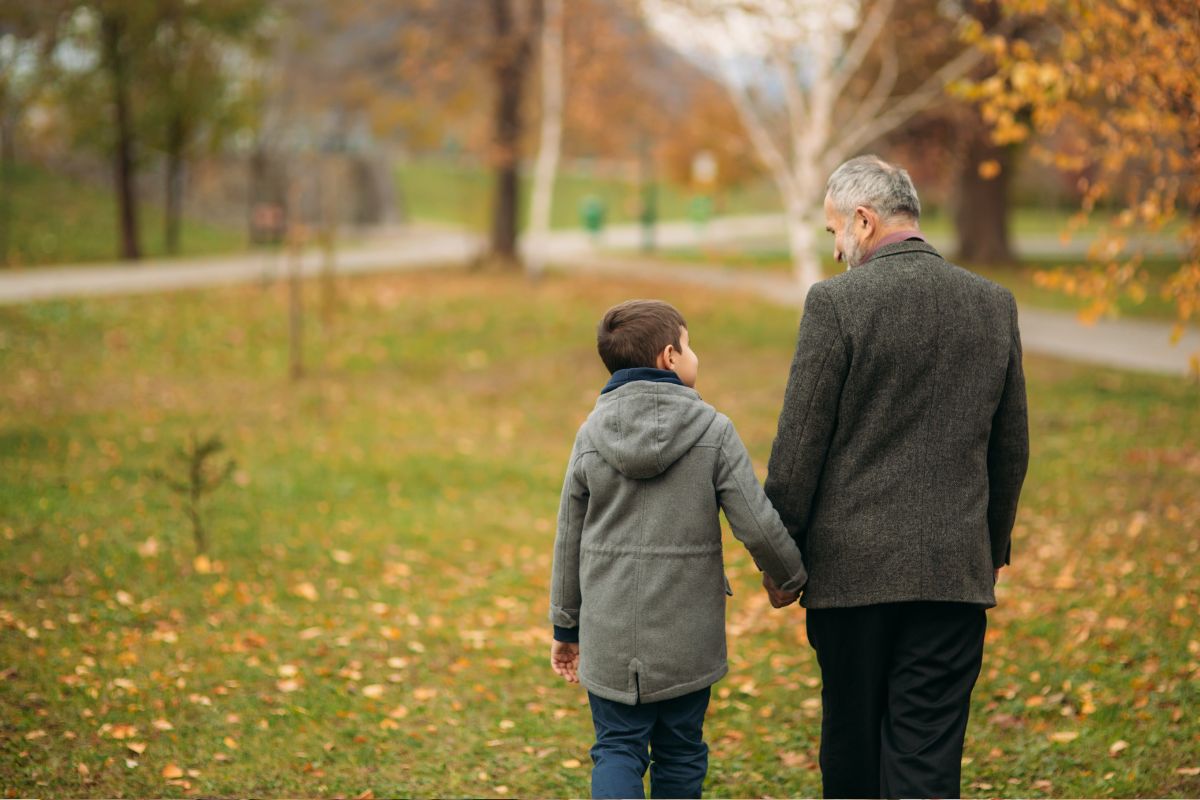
0, 110, 14, 267
527, 0, 563, 277
487, 0, 536, 267
101, 12, 141, 261
786, 202, 824, 298
954, 114, 1014, 266
165, 111, 185, 255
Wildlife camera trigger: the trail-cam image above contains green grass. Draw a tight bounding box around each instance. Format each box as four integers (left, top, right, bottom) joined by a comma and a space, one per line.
396, 159, 782, 232
1, 269, 1198, 797
0, 163, 245, 267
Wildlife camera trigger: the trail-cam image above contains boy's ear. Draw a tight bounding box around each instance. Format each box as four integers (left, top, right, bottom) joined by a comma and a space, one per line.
655, 344, 677, 371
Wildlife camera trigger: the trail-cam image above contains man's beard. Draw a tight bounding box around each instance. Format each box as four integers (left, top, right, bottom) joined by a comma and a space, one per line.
839, 227, 869, 269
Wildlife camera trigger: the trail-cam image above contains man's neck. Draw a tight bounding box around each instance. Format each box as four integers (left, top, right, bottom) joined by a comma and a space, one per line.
862, 225, 925, 264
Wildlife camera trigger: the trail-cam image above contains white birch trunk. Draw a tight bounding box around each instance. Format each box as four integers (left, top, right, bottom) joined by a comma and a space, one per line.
528, 0, 564, 278
646, 0, 993, 302
787, 204, 824, 294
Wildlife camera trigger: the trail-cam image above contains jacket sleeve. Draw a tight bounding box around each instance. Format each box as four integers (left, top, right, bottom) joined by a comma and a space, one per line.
987, 293, 1029, 567
764, 283, 850, 553
716, 420, 808, 593
549, 434, 588, 639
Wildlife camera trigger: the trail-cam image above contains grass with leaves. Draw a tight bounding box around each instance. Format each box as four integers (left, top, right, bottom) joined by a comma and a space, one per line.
1, 269, 1197, 798
1, 163, 245, 267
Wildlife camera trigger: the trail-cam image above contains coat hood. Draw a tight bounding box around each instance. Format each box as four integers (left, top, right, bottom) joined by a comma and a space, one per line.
584, 381, 717, 479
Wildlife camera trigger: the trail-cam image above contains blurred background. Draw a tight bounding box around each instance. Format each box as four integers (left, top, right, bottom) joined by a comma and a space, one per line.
1, 1, 1197, 797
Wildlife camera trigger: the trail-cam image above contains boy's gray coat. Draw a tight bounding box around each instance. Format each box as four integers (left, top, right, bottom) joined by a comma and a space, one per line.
764, 240, 1030, 609
550, 382, 807, 705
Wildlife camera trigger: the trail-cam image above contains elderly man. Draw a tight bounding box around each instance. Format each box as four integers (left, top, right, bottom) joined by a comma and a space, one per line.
763, 155, 1029, 798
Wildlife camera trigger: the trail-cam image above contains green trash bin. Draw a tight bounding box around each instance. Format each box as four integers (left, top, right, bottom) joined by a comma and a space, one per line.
580, 195, 607, 238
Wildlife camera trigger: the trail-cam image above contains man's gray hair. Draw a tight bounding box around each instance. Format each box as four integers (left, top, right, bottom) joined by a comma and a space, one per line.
826, 155, 921, 222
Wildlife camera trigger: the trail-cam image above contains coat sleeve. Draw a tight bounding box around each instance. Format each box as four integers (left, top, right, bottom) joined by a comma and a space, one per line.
716, 420, 808, 593
987, 293, 1030, 567
764, 283, 850, 553
549, 434, 588, 639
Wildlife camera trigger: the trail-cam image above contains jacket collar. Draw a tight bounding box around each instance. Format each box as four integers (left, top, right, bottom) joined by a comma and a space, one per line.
601, 367, 684, 395
864, 239, 944, 264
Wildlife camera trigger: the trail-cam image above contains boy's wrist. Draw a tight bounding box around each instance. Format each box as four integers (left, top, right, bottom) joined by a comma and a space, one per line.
553, 625, 579, 644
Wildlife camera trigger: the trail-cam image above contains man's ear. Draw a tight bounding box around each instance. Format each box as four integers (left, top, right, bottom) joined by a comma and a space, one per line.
655, 344, 677, 371
854, 205, 875, 233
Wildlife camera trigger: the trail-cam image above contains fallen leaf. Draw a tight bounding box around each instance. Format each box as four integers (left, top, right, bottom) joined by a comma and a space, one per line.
152, 719, 174, 731
1109, 740, 1129, 756
1178, 767, 1200, 776
108, 724, 138, 740
126, 742, 147, 756
276, 679, 302, 693
162, 764, 184, 779
1049, 731, 1079, 743
223, 736, 238, 750
562, 759, 582, 769
499, 720, 515, 730
292, 582, 319, 601
362, 684, 385, 699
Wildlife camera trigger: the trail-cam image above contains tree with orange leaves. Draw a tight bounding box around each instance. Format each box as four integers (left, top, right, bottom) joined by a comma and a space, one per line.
966, 0, 1200, 369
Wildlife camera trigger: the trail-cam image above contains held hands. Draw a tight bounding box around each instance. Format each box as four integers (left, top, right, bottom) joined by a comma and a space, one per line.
762, 572, 800, 609
550, 641, 580, 683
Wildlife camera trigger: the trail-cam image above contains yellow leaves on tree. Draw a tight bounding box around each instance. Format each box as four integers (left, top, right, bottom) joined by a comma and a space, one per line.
975, 0, 1200, 360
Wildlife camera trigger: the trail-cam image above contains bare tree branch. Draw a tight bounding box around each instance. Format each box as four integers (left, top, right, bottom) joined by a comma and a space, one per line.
726, 78, 797, 202
828, 34, 899, 170
834, 25, 996, 158
828, 0, 895, 99
770, 41, 808, 169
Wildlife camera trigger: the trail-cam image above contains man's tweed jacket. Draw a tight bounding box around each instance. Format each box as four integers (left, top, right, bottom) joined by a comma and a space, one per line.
764, 239, 1029, 609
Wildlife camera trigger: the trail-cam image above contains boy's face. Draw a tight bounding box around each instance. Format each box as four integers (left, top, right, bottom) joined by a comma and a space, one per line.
659, 326, 699, 388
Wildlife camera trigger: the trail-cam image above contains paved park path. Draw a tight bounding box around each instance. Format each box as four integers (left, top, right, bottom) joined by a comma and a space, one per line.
1, 215, 1195, 377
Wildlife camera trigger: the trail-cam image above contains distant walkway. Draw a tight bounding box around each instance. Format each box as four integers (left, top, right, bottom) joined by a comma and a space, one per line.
551, 253, 1200, 378
1, 215, 1194, 377
0, 227, 483, 304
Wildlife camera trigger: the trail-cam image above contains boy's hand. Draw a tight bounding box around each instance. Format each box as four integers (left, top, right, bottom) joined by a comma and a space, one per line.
762, 572, 800, 608
551, 641, 580, 683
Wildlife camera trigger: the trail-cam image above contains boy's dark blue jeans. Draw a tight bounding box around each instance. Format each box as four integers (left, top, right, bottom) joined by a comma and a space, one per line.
587, 686, 710, 799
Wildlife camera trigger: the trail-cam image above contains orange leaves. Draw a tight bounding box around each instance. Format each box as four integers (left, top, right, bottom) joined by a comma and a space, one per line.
291, 582, 319, 602
977, 160, 1003, 180
101, 723, 139, 740
978, 0, 1200, 362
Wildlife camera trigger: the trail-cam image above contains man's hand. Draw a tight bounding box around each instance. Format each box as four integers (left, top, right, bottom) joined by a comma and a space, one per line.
550, 641, 580, 683
762, 572, 800, 609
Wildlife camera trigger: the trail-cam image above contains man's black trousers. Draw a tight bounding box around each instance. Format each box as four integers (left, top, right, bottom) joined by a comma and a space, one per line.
805, 601, 987, 799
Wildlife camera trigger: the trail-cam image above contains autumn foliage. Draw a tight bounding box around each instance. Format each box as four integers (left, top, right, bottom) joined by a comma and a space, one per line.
965, 0, 1200, 368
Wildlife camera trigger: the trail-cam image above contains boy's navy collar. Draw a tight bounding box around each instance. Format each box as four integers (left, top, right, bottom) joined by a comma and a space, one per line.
601, 367, 684, 395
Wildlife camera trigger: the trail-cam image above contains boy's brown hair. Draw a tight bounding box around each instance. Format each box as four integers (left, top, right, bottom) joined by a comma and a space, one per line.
596, 299, 687, 374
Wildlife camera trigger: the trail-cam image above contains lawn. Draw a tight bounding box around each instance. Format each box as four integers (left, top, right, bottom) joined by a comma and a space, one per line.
1, 163, 245, 267
1, 268, 1197, 797
396, 159, 782, 233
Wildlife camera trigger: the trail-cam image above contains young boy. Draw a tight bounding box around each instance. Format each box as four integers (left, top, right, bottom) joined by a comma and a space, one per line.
548, 299, 807, 799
